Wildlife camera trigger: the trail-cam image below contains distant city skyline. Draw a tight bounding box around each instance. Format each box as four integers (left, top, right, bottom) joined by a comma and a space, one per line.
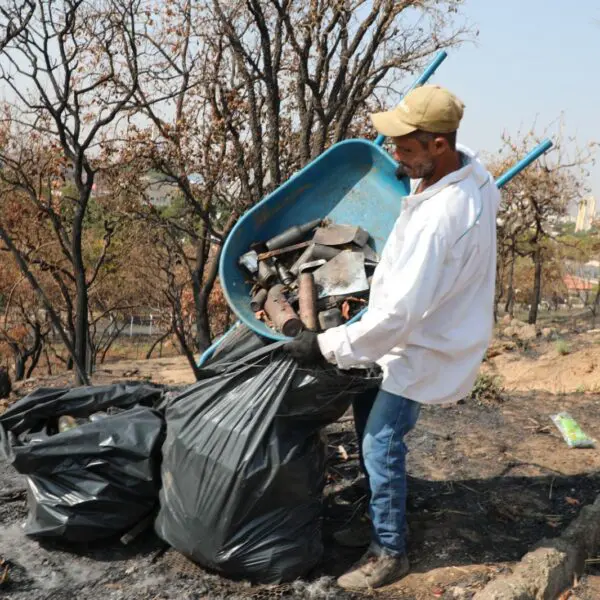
575, 196, 596, 232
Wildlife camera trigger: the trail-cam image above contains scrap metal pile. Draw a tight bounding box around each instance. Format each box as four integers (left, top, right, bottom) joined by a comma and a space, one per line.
238, 219, 378, 335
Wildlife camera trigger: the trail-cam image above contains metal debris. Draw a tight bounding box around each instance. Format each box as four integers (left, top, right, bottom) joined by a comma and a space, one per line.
298, 273, 318, 332
313, 224, 369, 247
298, 259, 327, 274
264, 285, 303, 337
265, 218, 322, 251
275, 262, 294, 286
239, 250, 259, 274
257, 260, 278, 288
357, 243, 380, 263
250, 288, 268, 312
257, 241, 312, 261
290, 244, 341, 275
318, 308, 343, 330
238, 219, 375, 335
312, 252, 369, 298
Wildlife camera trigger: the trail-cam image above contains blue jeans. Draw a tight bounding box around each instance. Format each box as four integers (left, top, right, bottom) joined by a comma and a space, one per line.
352, 388, 421, 557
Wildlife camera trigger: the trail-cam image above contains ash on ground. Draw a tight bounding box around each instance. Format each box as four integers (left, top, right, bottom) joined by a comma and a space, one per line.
2, 391, 600, 600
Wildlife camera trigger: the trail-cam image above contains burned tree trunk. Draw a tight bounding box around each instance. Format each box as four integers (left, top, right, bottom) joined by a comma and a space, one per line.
528, 245, 543, 325
504, 245, 517, 317
0, 367, 11, 399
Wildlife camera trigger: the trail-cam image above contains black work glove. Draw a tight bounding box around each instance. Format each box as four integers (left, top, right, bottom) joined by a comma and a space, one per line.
283, 330, 323, 363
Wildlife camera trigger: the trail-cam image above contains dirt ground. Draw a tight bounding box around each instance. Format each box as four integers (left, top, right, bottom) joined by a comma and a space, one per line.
484, 330, 600, 395
2, 331, 600, 599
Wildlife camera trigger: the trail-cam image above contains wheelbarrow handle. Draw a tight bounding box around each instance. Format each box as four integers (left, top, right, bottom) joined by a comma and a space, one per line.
495, 139, 553, 188
374, 50, 448, 147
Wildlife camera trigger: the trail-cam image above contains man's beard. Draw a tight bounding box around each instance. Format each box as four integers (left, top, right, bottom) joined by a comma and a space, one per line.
395, 164, 407, 180
396, 160, 435, 180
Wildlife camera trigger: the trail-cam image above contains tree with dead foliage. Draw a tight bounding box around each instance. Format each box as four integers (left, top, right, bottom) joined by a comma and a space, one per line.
122, 0, 470, 361
492, 124, 595, 324
0, 252, 52, 380
0, 0, 34, 51
0, 0, 145, 383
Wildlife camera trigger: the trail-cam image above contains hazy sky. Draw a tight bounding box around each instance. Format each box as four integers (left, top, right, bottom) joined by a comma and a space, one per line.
2, 0, 597, 210
424, 1, 599, 210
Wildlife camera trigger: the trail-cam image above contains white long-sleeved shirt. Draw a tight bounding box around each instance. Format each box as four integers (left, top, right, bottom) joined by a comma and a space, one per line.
317, 144, 501, 404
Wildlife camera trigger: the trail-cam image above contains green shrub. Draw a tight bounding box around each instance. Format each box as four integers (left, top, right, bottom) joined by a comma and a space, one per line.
470, 373, 505, 405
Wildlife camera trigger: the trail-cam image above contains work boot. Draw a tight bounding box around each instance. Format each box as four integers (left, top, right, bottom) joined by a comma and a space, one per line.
337, 550, 410, 590
333, 515, 372, 548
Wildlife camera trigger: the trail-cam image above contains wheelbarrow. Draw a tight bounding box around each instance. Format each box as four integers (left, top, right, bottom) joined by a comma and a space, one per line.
201, 53, 552, 366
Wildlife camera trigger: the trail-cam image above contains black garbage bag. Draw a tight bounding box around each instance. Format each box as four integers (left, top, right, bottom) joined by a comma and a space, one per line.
0, 383, 165, 542
155, 324, 380, 584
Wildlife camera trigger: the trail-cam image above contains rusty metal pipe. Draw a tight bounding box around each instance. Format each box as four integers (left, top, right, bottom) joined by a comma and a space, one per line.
275, 261, 295, 286
298, 273, 318, 331
290, 245, 314, 275
265, 218, 322, 251
257, 241, 311, 261
257, 260, 278, 288
250, 288, 268, 312
264, 284, 303, 337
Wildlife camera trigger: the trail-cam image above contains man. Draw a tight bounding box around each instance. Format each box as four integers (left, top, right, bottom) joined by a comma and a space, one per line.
284, 85, 501, 590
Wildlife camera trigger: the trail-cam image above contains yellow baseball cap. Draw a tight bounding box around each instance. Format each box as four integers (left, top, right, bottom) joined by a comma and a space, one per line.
370, 85, 464, 137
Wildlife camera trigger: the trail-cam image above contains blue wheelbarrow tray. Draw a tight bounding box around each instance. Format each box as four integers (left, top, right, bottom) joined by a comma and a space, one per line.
220, 139, 409, 341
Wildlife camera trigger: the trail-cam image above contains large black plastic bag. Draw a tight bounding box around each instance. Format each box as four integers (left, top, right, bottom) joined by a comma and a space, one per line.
0, 383, 165, 541
155, 324, 379, 584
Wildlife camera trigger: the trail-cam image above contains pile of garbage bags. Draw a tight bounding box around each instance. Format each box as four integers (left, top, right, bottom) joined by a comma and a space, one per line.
0, 383, 164, 541
156, 325, 379, 582
0, 325, 380, 583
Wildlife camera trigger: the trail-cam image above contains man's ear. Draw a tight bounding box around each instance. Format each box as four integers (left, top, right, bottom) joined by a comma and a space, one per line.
432, 136, 449, 156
